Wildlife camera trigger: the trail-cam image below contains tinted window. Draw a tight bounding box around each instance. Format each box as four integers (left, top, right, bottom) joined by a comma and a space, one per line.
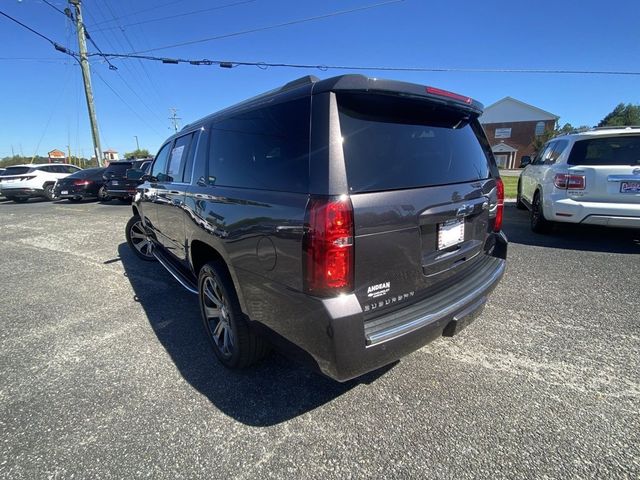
167, 133, 194, 182
209, 98, 310, 192
151, 143, 172, 181
181, 132, 199, 183
547, 140, 569, 164
338, 93, 490, 192
4, 166, 32, 175
568, 135, 640, 166
105, 163, 132, 176
533, 142, 554, 165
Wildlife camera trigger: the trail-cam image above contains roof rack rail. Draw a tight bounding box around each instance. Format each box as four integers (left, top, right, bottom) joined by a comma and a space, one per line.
591, 125, 640, 130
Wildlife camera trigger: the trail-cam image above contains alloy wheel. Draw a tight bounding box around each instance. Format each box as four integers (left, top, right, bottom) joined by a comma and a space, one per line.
129, 220, 154, 258
201, 275, 234, 359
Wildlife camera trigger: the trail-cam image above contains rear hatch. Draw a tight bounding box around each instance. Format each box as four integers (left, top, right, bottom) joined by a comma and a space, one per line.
565, 134, 640, 204
104, 162, 135, 189
336, 92, 500, 317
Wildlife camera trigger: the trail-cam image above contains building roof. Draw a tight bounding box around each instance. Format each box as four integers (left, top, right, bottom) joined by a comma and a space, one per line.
491, 142, 518, 153
104, 149, 118, 153
48, 149, 65, 156
480, 96, 559, 124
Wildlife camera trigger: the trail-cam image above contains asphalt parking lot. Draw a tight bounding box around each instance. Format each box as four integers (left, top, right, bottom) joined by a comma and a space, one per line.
0, 198, 638, 479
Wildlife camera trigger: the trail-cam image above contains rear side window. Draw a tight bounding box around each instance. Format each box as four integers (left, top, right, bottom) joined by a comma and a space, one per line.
208, 98, 310, 192
3, 166, 32, 175
547, 140, 569, 164
167, 132, 194, 182
568, 135, 640, 166
337, 93, 491, 192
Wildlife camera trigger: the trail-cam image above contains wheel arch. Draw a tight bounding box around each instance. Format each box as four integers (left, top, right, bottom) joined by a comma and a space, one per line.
190, 239, 249, 315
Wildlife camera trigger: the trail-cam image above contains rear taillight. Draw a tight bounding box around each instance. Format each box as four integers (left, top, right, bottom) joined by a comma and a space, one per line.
494, 178, 504, 232
73, 179, 91, 186
426, 86, 473, 104
304, 195, 354, 296
554, 174, 585, 190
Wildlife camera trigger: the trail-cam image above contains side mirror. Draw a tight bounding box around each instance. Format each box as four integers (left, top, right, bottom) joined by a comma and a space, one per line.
520, 156, 531, 168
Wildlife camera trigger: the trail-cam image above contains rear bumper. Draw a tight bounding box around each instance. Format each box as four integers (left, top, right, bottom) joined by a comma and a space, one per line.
243, 233, 507, 382
106, 188, 136, 198
548, 198, 640, 228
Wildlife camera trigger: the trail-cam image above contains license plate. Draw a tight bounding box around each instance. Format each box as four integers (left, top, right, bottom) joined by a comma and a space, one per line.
112, 181, 119, 185
621, 181, 640, 193
438, 218, 465, 250
61, 190, 68, 195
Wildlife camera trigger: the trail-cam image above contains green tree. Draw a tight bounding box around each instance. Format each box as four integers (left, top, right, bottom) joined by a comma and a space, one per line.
598, 103, 640, 127
124, 148, 151, 159
530, 122, 591, 154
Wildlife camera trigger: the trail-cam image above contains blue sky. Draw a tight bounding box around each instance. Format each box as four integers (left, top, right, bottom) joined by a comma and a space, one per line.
0, 0, 638, 159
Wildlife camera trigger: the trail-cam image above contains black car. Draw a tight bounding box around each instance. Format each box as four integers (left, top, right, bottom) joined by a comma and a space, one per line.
54, 167, 109, 202
103, 159, 151, 202
125, 75, 507, 382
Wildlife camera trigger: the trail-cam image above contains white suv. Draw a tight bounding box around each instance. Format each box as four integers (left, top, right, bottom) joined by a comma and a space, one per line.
517, 127, 640, 232
0, 163, 82, 203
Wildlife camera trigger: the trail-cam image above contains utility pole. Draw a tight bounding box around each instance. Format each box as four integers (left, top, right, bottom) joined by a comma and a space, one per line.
169, 108, 181, 133
68, 0, 103, 167
134, 135, 140, 151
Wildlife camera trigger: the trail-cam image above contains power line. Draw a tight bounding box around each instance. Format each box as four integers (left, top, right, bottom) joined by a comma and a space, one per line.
130, 0, 404, 54
92, 0, 258, 33
41, 0, 68, 17
0, 9, 76, 56
88, 0, 188, 27
87, 53, 640, 77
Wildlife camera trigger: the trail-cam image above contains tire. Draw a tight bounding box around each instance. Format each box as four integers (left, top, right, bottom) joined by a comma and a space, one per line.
198, 261, 269, 369
43, 184, 54, 201
530, 191, 553, 233
125, 215, 156, 261
516, 179, 527, 210
97, 186, 110, 202
13, 197, 28, 204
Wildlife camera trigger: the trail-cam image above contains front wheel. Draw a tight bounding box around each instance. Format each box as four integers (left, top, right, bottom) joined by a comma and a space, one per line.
530, 192, 553, 233
516, 179, 527, 210
125, 215, 156, 261
198, 261, 268, 369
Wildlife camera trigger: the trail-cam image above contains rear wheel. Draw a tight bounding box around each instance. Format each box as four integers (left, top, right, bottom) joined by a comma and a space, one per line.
516, 179, 527, 210
198, 261, 268, 369
43, 184, 54, 201
97, 186, 110, 202
125, 215, 156, 261
530, 191, 552, 233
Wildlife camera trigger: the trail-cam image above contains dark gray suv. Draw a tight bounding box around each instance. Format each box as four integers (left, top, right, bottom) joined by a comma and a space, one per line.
125, 75, 507, 381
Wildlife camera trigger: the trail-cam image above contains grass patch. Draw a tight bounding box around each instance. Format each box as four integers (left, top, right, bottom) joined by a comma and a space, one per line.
501, 176, 518, 199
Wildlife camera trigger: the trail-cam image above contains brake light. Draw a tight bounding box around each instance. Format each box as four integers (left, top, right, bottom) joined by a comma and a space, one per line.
73, 179, 91, 186
554, 174, 585, 190
426, 86, 473, 104
304, 195, 354, 296
494, 178, 504, 232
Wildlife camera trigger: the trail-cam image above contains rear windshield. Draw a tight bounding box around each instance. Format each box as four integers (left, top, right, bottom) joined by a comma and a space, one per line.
568, 135, 640, 166
338, 93, 491, 193
3, 166, 32, 176
105, 162, 132, 174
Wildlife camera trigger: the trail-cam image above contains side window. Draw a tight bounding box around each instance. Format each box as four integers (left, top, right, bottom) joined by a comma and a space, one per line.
150, 143, 172, 182
166, 133, 194, 182
208, 98, 310, 192
37, 166, 51, 173
547, 140, 569, 164
181, 131, 199, 183
533, 142, 554, 165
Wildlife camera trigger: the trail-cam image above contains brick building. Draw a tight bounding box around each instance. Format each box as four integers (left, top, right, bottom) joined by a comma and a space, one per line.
47, 149, 66, 163
480, 97, 559, 169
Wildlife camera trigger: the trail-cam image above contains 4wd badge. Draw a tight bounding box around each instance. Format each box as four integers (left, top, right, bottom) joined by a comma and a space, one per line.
367, 282, 390, 298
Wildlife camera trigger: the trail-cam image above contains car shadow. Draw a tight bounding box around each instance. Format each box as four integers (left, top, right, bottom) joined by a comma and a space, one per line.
503, 205, 640, 254
116, 243, 393, 426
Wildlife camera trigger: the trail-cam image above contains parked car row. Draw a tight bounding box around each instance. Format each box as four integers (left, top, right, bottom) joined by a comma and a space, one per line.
517, 126, 640, 232
0, 159, 152, 203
